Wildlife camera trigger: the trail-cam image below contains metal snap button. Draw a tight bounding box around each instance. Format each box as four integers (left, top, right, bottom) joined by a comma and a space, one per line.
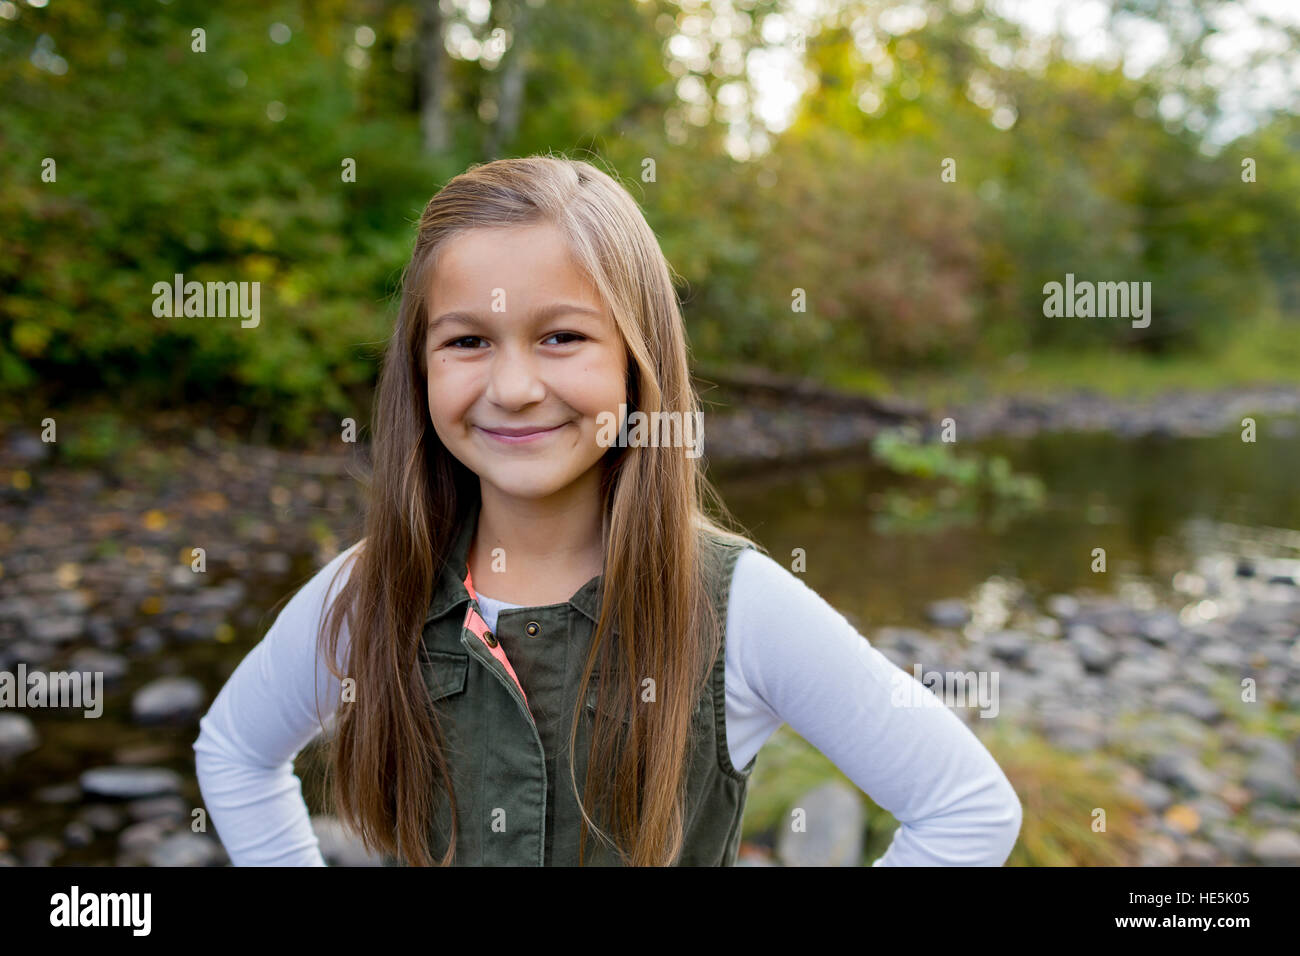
483, 629, 498, 648
525, 621, 541, 637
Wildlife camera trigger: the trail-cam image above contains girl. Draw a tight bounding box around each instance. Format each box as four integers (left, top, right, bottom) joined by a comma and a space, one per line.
194, 154, 1022, 867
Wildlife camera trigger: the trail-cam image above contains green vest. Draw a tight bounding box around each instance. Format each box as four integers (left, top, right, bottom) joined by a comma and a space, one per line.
391, 496, 756, 866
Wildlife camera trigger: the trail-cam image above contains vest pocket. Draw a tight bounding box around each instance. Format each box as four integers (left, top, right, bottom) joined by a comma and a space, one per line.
424, 650, 469, 701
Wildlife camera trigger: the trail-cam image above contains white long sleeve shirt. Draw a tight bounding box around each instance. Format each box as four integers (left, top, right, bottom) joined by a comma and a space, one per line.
193, 541, 1023, 866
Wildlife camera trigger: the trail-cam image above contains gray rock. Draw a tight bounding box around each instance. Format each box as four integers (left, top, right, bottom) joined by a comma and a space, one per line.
1024, 642, 1084, 682
1137, 833, 1181, 866
0, 714, 39, 761
1148, 753, 1222, 795
1187, 796, 1233, 825
170, 616, 223, 643
311, 815, 387, 866
80, 766, 182, 800
775, 781, 865, 867
1111, 654, 1176, 687
1178, 840, 1221, 866
1199, 641, 1244, 669
147, 832, 227, 867
117, 819, 173, 864
1204, 823, 1252, 863
1241, 734, 1296, 769
1244, 760, 1300, 806
925, 599, 970, 629
1123, 778, 1174, 814
131, 676, 205, 724
1252, 829, 1300, 865
1140, 611, 1182, 646
871, 627, 932, 657
68, 648, 130, 684
1037, 707, 1105, 753
1046, 594, 1079, 621
1068, 625, 1119, 673
257, 552, 292, 575
1155, 685, 1224, 725
63, 821, 95, 848
985, 630, 1030, 665
126, 795, 189, 824
77, 805, 125, 833
130, 627, 165, 655
34, 782, 81, 803
28, 616, 83, 644
6, 429, 51, 463
8, 642, 54, 665
191, 580, 246, 614
20, 836, 62, 866
1249, 803, 1297, 828
53, 590, 93, 615
87, 616, 119, 648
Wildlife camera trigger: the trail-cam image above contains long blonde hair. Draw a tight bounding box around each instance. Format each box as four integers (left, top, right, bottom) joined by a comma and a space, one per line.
318, 153, 759, 866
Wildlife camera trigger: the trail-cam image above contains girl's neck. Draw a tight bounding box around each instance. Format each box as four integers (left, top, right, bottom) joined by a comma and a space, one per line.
468, 478, 606, 607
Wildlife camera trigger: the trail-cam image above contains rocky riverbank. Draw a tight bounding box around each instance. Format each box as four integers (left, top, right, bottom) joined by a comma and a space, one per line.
702, 377, 1300, 470
0, 386, 1297, 866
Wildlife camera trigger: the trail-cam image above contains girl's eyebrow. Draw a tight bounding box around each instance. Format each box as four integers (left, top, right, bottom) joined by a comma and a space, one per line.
427, 302, 604, 336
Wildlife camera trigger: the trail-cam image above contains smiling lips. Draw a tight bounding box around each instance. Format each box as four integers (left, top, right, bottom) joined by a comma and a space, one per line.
475, 423, 567, 444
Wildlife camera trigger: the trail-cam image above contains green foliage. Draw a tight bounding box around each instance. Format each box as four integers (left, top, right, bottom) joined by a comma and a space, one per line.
745, 721, 1144, 865
1, 0, 1296, 437
984, 722, 1145, 866
868, 426, 1044, 532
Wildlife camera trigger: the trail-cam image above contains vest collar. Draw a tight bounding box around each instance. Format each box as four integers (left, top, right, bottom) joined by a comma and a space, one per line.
423, 496, 614, 633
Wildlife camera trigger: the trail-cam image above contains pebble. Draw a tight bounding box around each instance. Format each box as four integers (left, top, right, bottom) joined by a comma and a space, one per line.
311, 816, 387, 866
775, 781, 864, 867
126, 795, 189, 824
0, 713, 39, 761
1243, 760, 1300, 806
68, 648, 130, 684
1067, 625, 1119, 673
28, 616, 84, 644
77, 805, 126, 833
131, 675, 205, 724
1148, 753, 1222, 795
1252, 829, 1300, 865
925, 599, 970, 629
80, 766, 182, 799
20, 836, 62, 866
63, 820, 95, 848
985, 630, 1030, 665
147, 832, 228, 867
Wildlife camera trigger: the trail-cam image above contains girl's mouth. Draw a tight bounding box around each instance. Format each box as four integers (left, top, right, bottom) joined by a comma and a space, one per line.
474, 423, 568, 445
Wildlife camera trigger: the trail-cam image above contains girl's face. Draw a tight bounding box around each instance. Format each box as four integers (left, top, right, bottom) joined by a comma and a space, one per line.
425, 223, 628, 506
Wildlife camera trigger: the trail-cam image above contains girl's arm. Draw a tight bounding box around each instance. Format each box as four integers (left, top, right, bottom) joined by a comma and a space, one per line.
724, 548, 1023, 866
192, 543, 362, 866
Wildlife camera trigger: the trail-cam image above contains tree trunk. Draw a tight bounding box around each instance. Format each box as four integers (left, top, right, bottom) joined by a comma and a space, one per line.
419, 0, 449, 155
483, 0, 530, 159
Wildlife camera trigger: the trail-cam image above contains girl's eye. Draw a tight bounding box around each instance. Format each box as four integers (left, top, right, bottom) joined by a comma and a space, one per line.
544, 332, 585, 346
447, 336, 485, 349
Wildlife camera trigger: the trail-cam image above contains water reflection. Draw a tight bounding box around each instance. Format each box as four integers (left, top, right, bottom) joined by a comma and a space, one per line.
714, 417, 1300, 629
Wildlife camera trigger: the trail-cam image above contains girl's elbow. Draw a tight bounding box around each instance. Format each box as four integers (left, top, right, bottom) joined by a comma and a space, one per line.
992, 783, 1024, 863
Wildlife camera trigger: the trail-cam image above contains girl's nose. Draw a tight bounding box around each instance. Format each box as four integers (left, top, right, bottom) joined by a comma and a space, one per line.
484, 345, 547, 408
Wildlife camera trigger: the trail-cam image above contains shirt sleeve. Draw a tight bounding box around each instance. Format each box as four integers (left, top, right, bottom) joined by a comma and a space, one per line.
192, 541, 363, 866
723, 547, 1023, 866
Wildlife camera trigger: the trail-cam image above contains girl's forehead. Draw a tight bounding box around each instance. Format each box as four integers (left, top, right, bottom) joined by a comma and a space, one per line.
428, 229, 616, 326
